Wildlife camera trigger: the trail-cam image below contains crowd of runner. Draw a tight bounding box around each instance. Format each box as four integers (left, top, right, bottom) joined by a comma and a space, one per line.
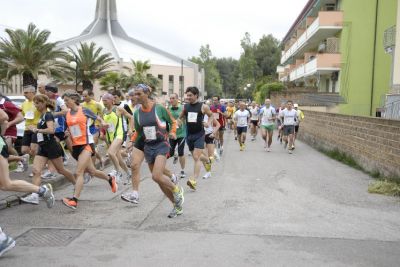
0, 83, 304, 257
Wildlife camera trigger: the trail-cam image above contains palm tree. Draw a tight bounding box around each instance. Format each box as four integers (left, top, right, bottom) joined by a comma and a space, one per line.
99, 72, 122, 91
123, 59, 159, 91
0, 23, 68, 87
67, 42, 114, 90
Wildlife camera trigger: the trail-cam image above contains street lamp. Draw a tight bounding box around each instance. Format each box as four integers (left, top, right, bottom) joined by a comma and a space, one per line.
69, 60, 78, 91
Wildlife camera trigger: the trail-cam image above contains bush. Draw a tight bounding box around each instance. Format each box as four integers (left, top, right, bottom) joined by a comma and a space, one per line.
254, 82, 284, 103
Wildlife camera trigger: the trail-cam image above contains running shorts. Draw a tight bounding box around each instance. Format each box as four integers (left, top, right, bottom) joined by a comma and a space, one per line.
236, 126, 247, 135
186, 132, 205, 151
144, 141, 170, 164
37, 139, 63, 159
72, 144, 95, 161
205, 133, 215, 145
22, 130, 37, 146
283, 125, 295, 136
169, 137, 185, 157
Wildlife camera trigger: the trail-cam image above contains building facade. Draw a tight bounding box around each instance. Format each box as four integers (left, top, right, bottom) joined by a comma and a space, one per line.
278, 0, 398, 117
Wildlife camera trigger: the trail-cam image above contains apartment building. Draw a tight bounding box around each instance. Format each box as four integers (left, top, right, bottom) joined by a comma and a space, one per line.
278, 0, 398, 116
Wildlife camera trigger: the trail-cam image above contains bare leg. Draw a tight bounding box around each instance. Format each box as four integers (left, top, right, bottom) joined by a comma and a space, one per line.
0, 156, 39, 193
51, 157, 76, 184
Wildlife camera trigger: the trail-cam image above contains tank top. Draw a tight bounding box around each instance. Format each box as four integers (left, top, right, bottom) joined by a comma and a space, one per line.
103, 107, 123, 143
184, 102, 204, 135
66, 107, 93, 146
136, 104, 168, 144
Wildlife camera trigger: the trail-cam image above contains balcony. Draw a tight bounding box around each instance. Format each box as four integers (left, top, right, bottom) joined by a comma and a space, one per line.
288, 53, 341, 81
281, 11, 343, 65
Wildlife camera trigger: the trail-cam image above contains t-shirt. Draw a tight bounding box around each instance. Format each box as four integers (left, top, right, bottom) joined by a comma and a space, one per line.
54, 96, 66, 133
226, 106, 235, 119
169, 105, 186, 139
249, 107, 259, 121
82, 99, 103, 126
210, 104, 226, 128
203, 114, 214, 135
295, 109, 305, 125
234, 109, 250, 127
37, 112, 55, 143
21, 100, 41, 130
0, 98, 21, 137
281, 109, 297, 126
260, 106, 276, 126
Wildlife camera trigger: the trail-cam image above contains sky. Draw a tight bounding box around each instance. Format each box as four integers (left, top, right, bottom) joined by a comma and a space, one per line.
0, 0, 309, 59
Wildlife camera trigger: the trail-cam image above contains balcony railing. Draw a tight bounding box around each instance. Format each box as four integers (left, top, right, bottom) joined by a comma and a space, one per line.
287, 53, 341, 81
281, 11, 343, 65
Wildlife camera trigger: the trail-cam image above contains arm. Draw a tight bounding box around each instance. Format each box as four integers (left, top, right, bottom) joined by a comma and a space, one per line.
162, 106, 177, 139
117, 107, 134, 133
53, 99, 68, 117
130, 111, 140, 143
212, 118, 220, 137
0, 109, 9, 136
202, 104, 213, 127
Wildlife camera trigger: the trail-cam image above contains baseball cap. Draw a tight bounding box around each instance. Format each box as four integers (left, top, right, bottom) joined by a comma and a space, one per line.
294, 103, 299, 108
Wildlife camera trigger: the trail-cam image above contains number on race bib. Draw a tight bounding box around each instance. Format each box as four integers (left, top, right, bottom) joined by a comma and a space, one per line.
36, 133, 44, 142
143, 126, 156, 140
108, 123, 115, 133
188, 112, 198, 123
25, 111, 34, 120
70, 125, 82, 138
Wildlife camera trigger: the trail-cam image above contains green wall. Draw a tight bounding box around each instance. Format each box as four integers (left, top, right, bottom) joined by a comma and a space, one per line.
339, 0, 397, 116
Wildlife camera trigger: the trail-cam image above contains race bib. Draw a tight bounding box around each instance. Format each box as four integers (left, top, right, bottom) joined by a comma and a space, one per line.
25, 111, 34, 120
143, 126, 156, 140
37, 133, 44, 142
70, 124, 82, 138
239, 117, 247, 125
108, 123, 115, 133
213, 112, 220, 120
188, 112, 198, 123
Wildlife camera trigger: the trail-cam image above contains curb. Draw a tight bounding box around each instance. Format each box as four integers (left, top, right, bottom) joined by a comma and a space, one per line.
0, 159, 111, 211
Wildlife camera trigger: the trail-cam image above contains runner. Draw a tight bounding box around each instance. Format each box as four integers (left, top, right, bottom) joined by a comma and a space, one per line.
20, 85, 40, 168
276, 102, 286, 144
62, 90, 118, 210
293, 103, 304, 149
168, 93, 186, 179
249, 101, 259, 141
226, 101, 236, 131
179, 86, 214, 191
81, 89, 105, 170
280, 100, 298, 154
129, 84, 184, 218
0, 103, 54, 257
233, 101, 250, 151
20, 95, 76, 205
210, 96, 227, 155
102, 93, 132, 184
259, 99, 276, 152
0, 93, 26, 171
202, 113, 220, 179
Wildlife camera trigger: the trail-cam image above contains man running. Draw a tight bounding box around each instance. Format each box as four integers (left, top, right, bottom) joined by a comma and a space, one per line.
210, 96, 227, 155
168, 93, 186, 179
280, 100, 298, 154
233, 101, 250, 151
259, 99, 276, 152
249, 101, 259, 141
179, 86, 213, 191
293, 103, 304, 149
130, 84, 184, 218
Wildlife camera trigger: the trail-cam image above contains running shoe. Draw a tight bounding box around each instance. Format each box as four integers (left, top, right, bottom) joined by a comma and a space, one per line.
213, 150, 220, 161
171, 174, 178, 185
187, 179, 197, 190
240, 144, 244, 151
180, 170, 186, 179
291, 145, 295, 150
284, 142, 288, 149
14, 161, 25, 173
251, 136, 255, 141
42, 184, 55, 209
109, 176, 118, 193
173, 155, 178, 165
20, 193, 39, 205
173, 186, 184, 208
62, 197, 77, 210
203, 172, 211, 179
234, 136, 238, 140
21, 154, 29, 172
41, 170, 57, 180
83, 173, 92, 184
267, 147, 271, 152
115, 172, 123, 184
121, 192, 139, 204
0, 229, 16, 257
242, 144, 246, 150
168, 206, 183, 218
219, 146, 223, 156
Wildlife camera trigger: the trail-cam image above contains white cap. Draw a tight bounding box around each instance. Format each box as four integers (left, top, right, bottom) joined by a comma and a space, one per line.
294, 103, 299, 108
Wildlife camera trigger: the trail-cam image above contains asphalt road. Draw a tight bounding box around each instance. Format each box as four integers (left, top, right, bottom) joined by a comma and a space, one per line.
1, 130, 400, 266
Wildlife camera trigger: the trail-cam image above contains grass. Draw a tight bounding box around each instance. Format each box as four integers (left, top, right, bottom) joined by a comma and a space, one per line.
320, 148, 400, 197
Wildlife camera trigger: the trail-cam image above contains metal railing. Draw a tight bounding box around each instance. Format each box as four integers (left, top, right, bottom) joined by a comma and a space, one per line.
383, 25, 396, 53
383, 99, 400, 120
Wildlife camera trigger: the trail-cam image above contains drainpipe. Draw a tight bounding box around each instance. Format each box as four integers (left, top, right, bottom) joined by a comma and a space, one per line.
370, 0, 379, 116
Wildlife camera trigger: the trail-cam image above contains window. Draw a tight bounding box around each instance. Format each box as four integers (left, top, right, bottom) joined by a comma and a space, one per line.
179, 76, 184, 98
168, 75, 174, 95
158, 74, 163, 92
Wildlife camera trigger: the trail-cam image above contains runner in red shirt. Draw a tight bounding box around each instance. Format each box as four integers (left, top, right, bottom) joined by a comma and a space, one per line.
209, 96, 227, 156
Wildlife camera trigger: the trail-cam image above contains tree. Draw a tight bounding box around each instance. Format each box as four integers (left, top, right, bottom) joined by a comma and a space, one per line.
216, 57, 239, 98
99, 72, 122, 91
67, 42, 114, 90
0, 23, 68, 87
121, 59, 160, 92
189, 44, 222, 98
254, 34, 281, 77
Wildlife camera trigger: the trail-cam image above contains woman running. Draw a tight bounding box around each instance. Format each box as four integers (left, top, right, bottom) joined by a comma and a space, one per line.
62, 90, 118, 210
102, 93, 132, 184
20, 95, 76, 205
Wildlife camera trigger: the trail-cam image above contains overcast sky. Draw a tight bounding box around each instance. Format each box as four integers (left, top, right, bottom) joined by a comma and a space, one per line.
0, 0, 308, 59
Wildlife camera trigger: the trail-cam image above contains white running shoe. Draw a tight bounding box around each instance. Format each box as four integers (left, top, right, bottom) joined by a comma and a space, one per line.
171, 174, 178, 185
41, 171, 57, 180
179, 171, 186, 179
202, 172, 211, 179
20, 193, 39, 205
0, 228, 16, 257
83, 173, 92, 184
121, 191, 139, 204
14, 161, 25, 173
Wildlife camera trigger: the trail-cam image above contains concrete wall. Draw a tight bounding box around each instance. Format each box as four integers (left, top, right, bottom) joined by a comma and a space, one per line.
298, 110, 400, 178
